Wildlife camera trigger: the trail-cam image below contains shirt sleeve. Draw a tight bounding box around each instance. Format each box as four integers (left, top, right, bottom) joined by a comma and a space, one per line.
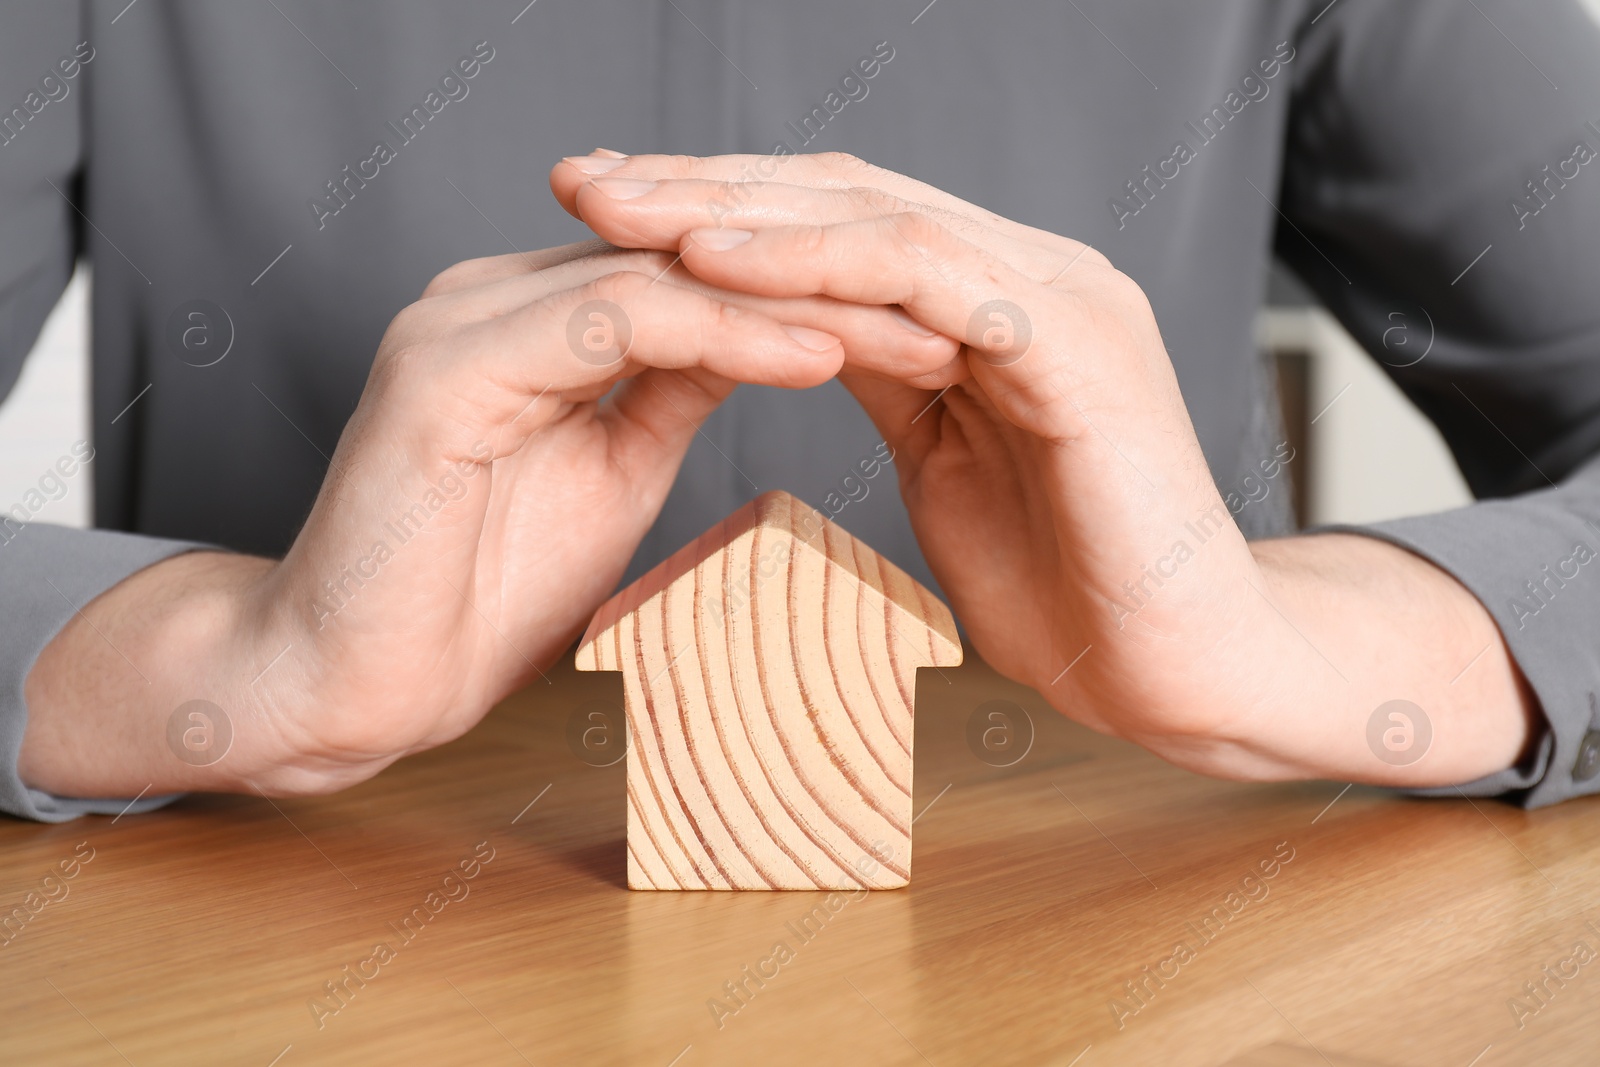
0, 525, 202, 822
1278, 0, 1600, 806
0, 7, 203, 821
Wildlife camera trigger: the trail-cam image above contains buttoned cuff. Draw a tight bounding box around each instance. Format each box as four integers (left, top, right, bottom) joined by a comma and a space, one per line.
1325, 473, 1600, 808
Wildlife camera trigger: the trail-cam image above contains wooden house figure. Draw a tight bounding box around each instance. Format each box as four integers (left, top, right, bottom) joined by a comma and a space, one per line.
576, 490, 962, 890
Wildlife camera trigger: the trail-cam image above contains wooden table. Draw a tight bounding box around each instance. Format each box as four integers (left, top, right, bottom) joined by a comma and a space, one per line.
2, 651, 1595, 1066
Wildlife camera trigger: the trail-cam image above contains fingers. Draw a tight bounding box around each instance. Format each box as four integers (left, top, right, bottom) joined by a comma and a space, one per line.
570, 175, 918, 251
675, 214, 1053, 349
567, 174, 1082, 284
552, 151, 978, 225
672, 214, 1151, 444
604, 366, 737, 477
418, 239, 614, 299
431, 246, 963, 384
549, 152, 1107, 278
409, 272, 845, 445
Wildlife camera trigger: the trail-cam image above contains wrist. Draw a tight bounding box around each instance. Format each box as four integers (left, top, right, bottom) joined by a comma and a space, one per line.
1038, 532, 1307, 781
1222, 534, 1537, 786
125, 552, 292, 792
215, 556, 409, 797
20, 551, 286, 798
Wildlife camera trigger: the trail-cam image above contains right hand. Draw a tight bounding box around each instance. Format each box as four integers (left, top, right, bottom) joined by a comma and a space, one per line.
20, 237, 958, 799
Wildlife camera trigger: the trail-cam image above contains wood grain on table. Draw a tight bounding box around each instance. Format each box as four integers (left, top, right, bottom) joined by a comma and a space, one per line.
0, 651, 1594, 1066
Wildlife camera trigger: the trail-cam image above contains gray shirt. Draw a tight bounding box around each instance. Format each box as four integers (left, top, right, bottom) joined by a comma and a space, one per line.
3, 0, 1598, 819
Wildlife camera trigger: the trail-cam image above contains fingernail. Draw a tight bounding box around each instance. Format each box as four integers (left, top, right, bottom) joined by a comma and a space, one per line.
564, 155, 628, 175
690, 227, 754, 252
889, 306, 935, 336
591, 147, 628, 158
782, 325, 840, 353
591, 177, 657, 200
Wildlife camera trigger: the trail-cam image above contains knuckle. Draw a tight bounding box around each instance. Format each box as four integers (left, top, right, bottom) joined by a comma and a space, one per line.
588, 270, 652, 306
706, 298, 749, 337
371, 338, 429, 401
420, 259, 486, 299
1045, 244, 1117, 289
812, 151, 866, 179
711, 176, 754, 202
1104, 267, 1154, 315
790, 223, 832, 259
418, 274, 454, 301
661, 152, 704, 174
385, 299, 435, 341
815, 150, 861, 167
1077, 245, 1115, 271
846, 185, 906, 217
613, 248, 679, 276
1078, 272, 1157, 351
888, 210, 945, 253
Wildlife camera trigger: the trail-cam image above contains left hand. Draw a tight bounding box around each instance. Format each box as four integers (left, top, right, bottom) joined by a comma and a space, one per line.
547, 151, 1537, 788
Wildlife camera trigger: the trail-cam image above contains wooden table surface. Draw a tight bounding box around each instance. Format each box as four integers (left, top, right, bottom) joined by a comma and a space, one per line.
2, 651, 1595, 1066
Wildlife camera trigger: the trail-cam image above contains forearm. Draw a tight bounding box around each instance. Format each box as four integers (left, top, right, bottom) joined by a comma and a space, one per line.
18, 551, 283, 799
1209, 533, 1539, 786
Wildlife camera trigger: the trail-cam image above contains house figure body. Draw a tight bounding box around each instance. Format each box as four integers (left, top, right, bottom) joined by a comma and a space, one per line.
577, 490, 962, 890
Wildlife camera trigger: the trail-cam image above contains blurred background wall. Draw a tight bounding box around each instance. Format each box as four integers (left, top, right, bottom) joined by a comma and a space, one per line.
0, 270, 92, 528
0, 265, 1474, 535
1259, 263, 1472, 528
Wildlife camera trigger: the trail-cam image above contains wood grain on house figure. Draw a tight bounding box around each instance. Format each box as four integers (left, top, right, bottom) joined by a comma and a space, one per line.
577, 490, 962, 890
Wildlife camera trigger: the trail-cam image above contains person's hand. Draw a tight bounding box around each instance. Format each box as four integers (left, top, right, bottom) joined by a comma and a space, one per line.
551, 152, 1537, 787
20, 237, 958, 799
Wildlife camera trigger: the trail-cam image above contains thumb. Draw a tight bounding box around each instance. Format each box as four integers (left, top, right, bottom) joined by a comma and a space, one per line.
604, 367, 738, 474
838, 370, 946, 475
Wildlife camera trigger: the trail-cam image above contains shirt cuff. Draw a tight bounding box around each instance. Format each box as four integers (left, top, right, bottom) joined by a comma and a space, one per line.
0, 522, 206, 822
1323, 466, 1600, 808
